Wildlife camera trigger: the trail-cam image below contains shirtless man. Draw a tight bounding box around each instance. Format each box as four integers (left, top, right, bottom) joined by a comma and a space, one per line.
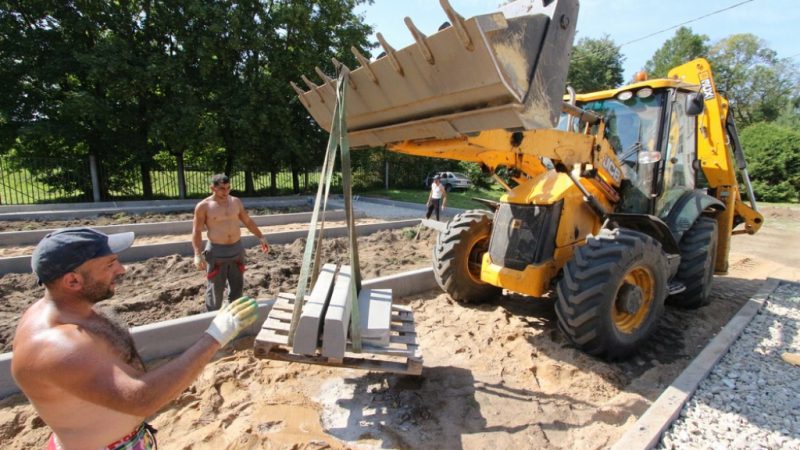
11, 227, 258, 449
193, 174, 269, 311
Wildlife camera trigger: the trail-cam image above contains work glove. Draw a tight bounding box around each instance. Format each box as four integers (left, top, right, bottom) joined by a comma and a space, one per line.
194, 254, 207, 271
205, 296, 259, 347
259, 236, 270, 254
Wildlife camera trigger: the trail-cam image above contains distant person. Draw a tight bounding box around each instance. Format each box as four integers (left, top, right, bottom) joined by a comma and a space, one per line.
11, 227, 258, 450
426, 175, 447, 221
193, 174, 269, 311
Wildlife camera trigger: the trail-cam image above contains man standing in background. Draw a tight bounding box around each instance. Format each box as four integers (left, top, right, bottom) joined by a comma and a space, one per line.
193, 174, 269, 311
426, 175, 447, 221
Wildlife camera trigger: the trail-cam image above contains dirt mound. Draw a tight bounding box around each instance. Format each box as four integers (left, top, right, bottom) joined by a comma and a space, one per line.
1, 204, 798, 449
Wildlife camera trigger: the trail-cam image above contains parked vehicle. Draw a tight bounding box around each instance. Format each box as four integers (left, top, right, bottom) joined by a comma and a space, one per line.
424, 171, 472, 191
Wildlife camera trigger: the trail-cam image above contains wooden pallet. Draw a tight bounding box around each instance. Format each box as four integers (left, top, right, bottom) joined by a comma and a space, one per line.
254, 293, 423, 375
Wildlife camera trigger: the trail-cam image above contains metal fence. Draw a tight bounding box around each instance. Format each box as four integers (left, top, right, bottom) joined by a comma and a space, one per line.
0, 155, 390, 205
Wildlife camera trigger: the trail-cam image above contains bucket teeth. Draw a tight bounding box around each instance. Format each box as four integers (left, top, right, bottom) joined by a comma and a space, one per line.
295, 0, 579, 149
314, 67, 334, 85
376, 33, 403, 76
439, 0, 473, 50
332, 58, 357, 90
290, 81, 309, 107
404, 17, 435, 65
301, 75, 325, 103
351, 46, 378, 84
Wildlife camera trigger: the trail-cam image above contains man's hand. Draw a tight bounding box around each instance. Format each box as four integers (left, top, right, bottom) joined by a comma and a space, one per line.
259, 236, 270, 254
194, 254, 207, 271
205, 296, 259, 347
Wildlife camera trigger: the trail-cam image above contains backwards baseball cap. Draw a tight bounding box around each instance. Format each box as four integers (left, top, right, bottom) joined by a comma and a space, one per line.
31, 228, 134, 284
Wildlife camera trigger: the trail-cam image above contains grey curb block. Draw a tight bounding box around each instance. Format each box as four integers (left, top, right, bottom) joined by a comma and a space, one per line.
0, 267, 437, 399
0, 219, 420, 276
0, 210, 355, 246
0, 196, 313, 220
610, 277, 782, 450
351, 196, 470, 216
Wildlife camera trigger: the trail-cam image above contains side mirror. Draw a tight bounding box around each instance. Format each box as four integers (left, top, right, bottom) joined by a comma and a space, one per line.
686, 92, 705, 116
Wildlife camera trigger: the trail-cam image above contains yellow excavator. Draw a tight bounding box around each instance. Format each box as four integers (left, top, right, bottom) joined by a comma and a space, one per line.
292, 0, 763, 358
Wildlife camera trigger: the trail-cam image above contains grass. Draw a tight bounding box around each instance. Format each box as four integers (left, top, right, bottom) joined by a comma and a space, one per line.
361, 186, 505, 210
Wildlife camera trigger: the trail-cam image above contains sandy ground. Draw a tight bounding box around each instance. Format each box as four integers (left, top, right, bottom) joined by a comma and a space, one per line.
1, 205, 798, 449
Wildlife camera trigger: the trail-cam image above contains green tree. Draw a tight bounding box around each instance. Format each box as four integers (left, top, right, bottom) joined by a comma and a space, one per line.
709, 34, 800, 127
740, 122, 800, 202
643, 27, 709, 78
566, 35, 625, 92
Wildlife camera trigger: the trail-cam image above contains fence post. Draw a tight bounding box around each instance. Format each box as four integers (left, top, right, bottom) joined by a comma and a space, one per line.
385, 159, 389, 190
176, 153, 186, 199
89, 155, 101, 202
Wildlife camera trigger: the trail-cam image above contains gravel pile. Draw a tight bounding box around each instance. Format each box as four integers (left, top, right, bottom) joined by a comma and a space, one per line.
659, 281, 800, 449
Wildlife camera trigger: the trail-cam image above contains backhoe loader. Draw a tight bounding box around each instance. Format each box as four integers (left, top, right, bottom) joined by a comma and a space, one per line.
293, 0, 763, 358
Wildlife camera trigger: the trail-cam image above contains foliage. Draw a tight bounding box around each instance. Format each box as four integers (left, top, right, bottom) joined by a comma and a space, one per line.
643, 27, 709, 78
740, 122, 800, 202
708, 34, 800, 127
567, 35, 625, 92
0, 0, 374, 199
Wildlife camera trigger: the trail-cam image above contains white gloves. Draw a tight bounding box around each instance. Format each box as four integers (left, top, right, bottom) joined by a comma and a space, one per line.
194, 254, 206, 271
205, 296, 259, 347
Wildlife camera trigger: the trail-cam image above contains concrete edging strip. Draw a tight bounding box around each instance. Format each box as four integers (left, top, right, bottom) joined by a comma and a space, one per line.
0, 210, 355, 246
610, 277, 782, 450
0, 219, 420, 275
0, 267, 436, 399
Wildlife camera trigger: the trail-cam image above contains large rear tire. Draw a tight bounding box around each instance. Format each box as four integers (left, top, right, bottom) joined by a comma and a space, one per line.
556, 228, 668, 359
433, 210, 501, 303
668, 216, 718, 308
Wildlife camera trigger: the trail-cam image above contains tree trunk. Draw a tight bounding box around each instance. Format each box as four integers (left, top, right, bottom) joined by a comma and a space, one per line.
245, 170, 254, 196
291, 163, 300, 194
270, 170, 277, 196
141, 161, 153, 199
176, 152, 186, 199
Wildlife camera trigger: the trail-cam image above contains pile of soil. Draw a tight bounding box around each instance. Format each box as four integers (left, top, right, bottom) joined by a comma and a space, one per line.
0, 226, 436, 353
1, 205, 798, 449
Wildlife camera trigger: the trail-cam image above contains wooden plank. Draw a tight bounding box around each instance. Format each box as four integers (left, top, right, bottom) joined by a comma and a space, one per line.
254, 347, 422, 376
267, 310, 294, 322
390, 322, 416, 333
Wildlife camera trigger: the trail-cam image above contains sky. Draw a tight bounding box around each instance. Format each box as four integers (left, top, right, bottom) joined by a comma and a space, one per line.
354, 0, 798, 82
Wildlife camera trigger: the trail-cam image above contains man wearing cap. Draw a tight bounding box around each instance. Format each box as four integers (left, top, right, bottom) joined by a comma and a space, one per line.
425, 174, 447, 221
193, 173, 269, 311
11, 227, 259, 450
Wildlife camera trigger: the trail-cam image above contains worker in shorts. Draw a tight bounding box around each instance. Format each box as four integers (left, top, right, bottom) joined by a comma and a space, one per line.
11, 227, 259, 449
192, 174, 269, 311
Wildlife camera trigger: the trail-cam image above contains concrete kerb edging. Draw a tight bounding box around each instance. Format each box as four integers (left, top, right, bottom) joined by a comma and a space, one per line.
0, 267, 436, 399
610, 277, 782, 450
0, 196, 312, 220
0, 218, 420, 276
0, 209, 357, 246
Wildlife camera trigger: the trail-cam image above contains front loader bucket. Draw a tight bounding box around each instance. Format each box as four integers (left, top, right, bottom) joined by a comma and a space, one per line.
294, 0, 579, 148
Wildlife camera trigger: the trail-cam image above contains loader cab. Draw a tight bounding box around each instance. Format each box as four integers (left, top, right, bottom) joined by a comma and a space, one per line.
573, 84, 702, 218
576, 87, 668, 214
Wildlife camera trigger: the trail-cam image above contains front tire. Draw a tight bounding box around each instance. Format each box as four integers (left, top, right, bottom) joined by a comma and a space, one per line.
556, 228, 668, 359
433, 210, 501, 303
668, 216, 718, 308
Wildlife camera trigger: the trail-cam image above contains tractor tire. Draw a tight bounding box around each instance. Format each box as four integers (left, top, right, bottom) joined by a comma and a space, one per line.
555, 228, 668, 359
433, 210, 501, 303
668, 216, 718, 309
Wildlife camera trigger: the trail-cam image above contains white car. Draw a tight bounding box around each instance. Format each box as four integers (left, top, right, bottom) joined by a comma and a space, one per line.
426, 171, 472, 191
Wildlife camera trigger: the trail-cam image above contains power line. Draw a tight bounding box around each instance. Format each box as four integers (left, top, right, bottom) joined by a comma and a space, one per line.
619, 0, 755, 47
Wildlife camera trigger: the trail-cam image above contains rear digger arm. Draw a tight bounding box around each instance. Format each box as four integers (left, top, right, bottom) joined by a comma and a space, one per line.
668, 59, 764, 272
